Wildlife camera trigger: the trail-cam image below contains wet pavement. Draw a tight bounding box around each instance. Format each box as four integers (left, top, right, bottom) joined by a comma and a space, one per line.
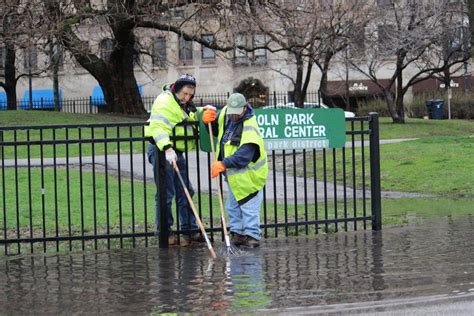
1, 214, 474, 314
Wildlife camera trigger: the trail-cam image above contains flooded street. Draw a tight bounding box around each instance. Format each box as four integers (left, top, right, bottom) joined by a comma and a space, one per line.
1, 214, 474, 314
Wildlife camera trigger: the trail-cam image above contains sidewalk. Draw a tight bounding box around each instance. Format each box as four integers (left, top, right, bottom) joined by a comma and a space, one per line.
1, 138, 420, 202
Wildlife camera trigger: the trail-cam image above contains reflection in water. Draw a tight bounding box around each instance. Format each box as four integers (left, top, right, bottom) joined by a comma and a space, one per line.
226, 254, 270, 311
1, 215, 474, 314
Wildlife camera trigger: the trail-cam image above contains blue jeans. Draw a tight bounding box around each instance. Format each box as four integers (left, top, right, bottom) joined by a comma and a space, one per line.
226, 185, 263, 240
147, 144, 198, 233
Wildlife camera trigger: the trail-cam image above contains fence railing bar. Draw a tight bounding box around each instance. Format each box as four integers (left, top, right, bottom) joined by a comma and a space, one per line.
282, 150, 288, 237
342, 147, 348, 232
272, 150, 278, 238
141, 127, 149, 247
116, 126, 123, 248
303, 149, 309, 235
332, 148, 338, 233
292, 149, 298, 236
14, 131, 21, 254
360, 120, 367, 230
66, 128, 72, 251
40, 129, 46, 252
79, 128, 85, 251
53, 129, 60, 252
1, 131, 7, 255
1, 214, 375, 246
129, 125, 136, 248
351, 121, 358, 231
323, 149, 328, 233
104, 127, 111, 249
92, 127, 98, 250
27, 130, 33, 253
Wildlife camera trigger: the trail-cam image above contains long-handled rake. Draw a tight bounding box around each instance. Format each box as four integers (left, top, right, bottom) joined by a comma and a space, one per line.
172, 161, 217, 259
208, 122, 241, 256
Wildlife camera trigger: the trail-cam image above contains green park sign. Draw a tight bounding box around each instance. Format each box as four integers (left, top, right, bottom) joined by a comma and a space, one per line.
199, 108, 346, 152
254, 108, 346, 150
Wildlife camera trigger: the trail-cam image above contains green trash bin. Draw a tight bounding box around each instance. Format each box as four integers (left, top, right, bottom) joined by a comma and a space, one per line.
425, 99, 444, 120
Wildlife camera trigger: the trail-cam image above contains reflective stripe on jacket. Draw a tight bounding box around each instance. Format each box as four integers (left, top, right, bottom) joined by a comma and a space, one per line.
216, 106, 268, 202
144, 90, 197, 152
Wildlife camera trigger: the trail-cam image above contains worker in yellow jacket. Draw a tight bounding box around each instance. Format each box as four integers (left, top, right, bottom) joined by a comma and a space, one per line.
145, 74, 215, 246
202, 93, 268, 248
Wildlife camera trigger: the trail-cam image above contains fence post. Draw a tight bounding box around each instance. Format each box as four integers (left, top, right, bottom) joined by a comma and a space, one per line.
89, 96, 93, 114
153, 146, 171, 247
369, 112, 382, 230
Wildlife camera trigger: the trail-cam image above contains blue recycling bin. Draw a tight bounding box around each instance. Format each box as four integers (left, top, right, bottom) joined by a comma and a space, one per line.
425, 99, 444, 120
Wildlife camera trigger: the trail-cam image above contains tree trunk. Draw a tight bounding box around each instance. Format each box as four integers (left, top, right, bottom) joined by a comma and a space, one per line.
4, 44, 17, 111
60, 18, 145, 115
107, 30, 144, 114
293, 53, 304, 107
319, 53, 333, 106
391, 52, 406, 123
394, 72, 405, 123
319, 71, 329, 105
384, 90, 396, 120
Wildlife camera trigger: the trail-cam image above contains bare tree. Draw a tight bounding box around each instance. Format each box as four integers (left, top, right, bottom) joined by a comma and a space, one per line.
240, 0, 371, 107
1, 0, 25, 110
1, 1, 59, 110
349, 0, 469, 123
38, 1, 250, 114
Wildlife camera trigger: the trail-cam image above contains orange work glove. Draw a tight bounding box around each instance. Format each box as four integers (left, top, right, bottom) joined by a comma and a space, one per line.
202, 109, 217, 124
211, 161, 226, 178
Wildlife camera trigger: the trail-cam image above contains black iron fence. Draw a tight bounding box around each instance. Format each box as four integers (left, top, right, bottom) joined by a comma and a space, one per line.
0, 114, 381, 256
1, 91, 330, 113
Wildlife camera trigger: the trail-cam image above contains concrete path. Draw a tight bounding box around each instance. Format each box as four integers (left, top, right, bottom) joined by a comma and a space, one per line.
2, 138, 421, 202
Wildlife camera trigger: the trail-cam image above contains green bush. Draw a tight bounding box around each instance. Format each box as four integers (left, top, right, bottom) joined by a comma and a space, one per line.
360, 92, 474, 119
412, 91, 474, 119
357, 98, 391, 117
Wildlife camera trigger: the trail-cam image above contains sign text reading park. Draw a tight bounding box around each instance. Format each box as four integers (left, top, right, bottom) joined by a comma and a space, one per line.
254, 108, 346, 150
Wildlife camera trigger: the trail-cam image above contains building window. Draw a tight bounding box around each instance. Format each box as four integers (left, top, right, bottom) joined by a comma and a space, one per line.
447, 25, 470, 58
100, 38, 114, 62
201, 34, 216, 61
173, 8, 184, 18
152, 37, 167, 67
179, 35, 193, 63
50, 44, 63, 70
234, 33, 249, 65
234, 33, 267, 66
23, 47, 37, 71
253, 34, 267, 64
0, 46, 5, 70
377, 0, 393, 6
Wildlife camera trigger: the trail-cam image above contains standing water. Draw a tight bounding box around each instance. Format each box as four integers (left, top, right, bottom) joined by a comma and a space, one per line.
1, 215, 474, 314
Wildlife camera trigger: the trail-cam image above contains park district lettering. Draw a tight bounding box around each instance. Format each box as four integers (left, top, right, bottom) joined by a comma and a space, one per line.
257, 113, 326, 138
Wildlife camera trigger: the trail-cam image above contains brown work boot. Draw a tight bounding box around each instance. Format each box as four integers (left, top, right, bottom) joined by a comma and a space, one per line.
180, 232, 203, 246
241, 235, 260, 248
190, 232, 205, 243
230, 232, 246, 246
179, 235, 191, 247
168, 232, 177, 246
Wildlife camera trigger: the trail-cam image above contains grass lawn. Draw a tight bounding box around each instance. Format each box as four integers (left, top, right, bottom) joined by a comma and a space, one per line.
0, 110, 145, 126
0, 111, 148, 159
